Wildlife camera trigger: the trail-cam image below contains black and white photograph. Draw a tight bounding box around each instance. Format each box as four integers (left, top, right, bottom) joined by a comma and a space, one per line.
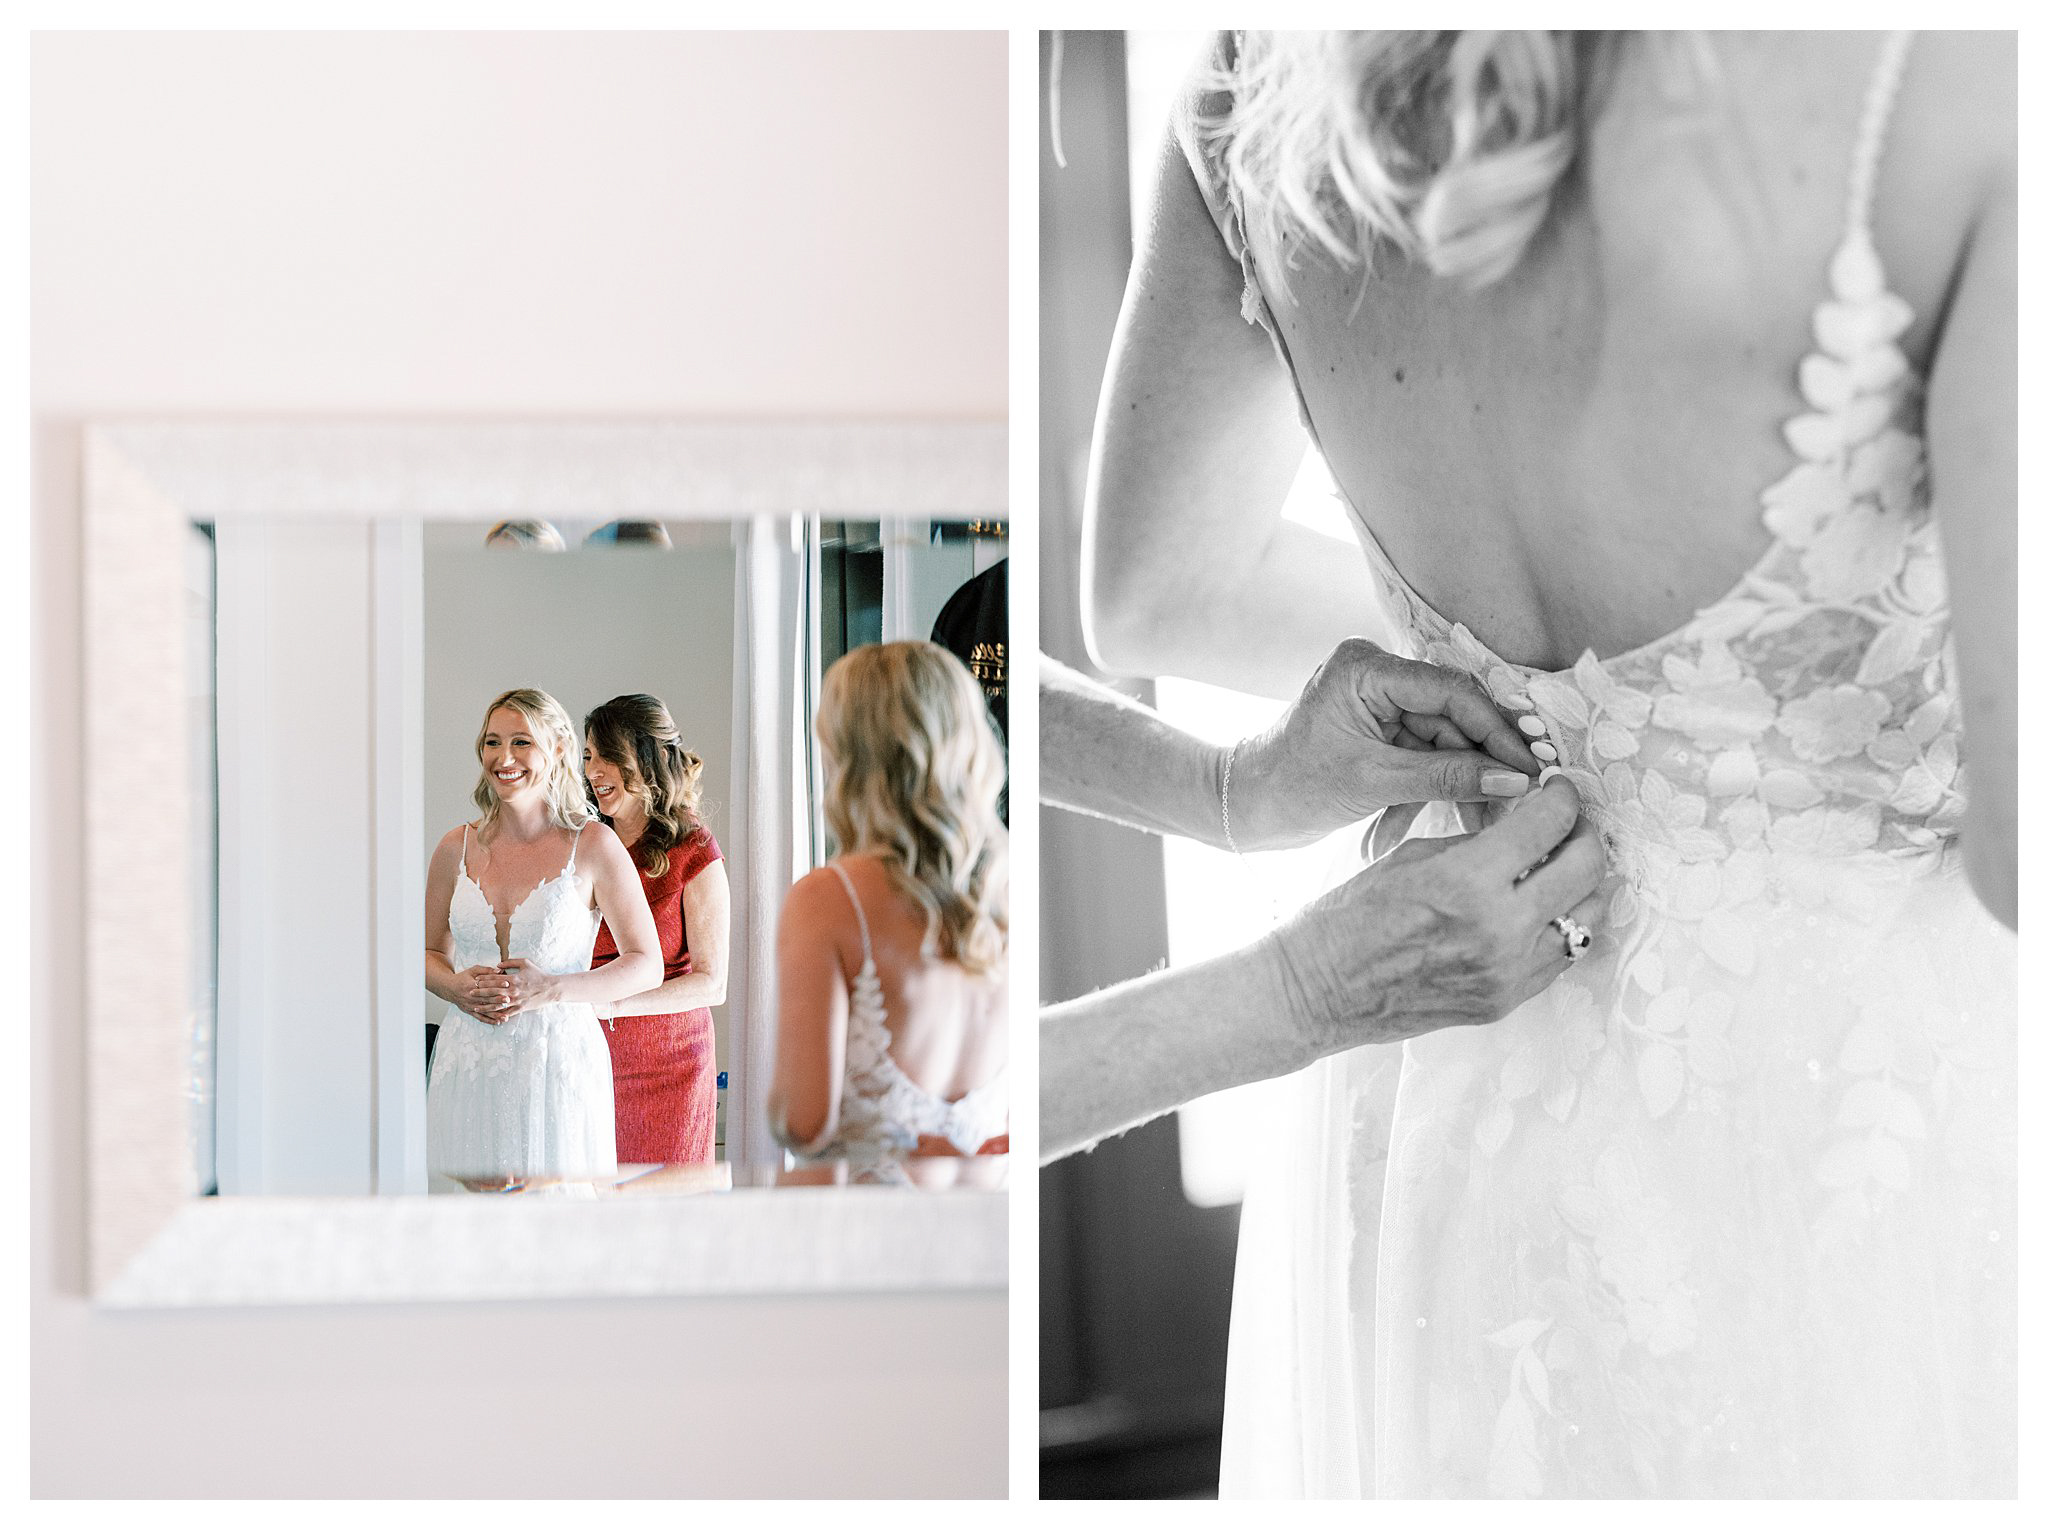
1039, 29, 2017, 1499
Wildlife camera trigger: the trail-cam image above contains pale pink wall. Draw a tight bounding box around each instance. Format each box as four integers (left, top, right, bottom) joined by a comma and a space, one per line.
30, 30, 1006, 417
31, 31, 1006, 1497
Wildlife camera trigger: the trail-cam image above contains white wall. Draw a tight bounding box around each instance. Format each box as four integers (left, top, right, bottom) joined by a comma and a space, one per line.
32, 30, 1005, 1497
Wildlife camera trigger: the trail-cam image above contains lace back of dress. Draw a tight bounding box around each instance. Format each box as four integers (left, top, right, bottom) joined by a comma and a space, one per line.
814, 862, 1005, 1160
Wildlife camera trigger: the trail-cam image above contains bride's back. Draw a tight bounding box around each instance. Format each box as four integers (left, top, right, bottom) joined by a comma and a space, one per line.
829, 851, 1007, 1101
1236, 32, 2009, 672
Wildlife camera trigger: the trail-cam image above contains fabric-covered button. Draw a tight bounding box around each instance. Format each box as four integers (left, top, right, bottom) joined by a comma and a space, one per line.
1829, 235, 1885, 303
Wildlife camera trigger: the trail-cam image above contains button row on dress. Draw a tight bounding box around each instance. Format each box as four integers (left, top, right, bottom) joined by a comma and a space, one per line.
1514, 708, 1564, 783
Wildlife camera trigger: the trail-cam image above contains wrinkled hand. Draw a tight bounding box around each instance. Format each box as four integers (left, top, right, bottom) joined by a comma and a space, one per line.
1267, 777, 1610, 1060
493, 957, 563, 1016
1229, 637, 1542, 851
450, 964, 517, 1025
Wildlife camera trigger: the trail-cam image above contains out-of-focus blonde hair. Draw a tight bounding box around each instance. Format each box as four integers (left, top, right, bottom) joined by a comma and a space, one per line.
1204, 30, 1628, 292
584, 692, 706, 879
816, 641, 1007, 976
484, 519, 566, 550
472, 688, 594, 834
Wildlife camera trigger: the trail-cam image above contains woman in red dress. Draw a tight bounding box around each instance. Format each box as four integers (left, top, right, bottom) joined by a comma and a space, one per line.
582, 694, 731, 1165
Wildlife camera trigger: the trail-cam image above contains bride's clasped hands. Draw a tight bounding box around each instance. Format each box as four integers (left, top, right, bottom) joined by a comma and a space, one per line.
444, 963, 517, 1025
466, 957, 563, 1020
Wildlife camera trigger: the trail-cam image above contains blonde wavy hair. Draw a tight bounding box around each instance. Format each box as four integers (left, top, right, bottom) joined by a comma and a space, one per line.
584, 692, 706, 879
471, 688, 595, 834
1205, 31, 1630, 292
816, 641, 1007, 976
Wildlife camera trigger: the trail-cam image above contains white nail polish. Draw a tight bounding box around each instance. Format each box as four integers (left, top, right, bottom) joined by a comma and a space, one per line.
1538, 765, 1564, 786
1519, 715, 1547, 737
1531, 740, 1558, 761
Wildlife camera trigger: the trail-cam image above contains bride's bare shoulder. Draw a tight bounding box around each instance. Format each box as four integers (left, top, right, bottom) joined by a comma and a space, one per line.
1912, 30, 2015, 117
1906, 32, 2013, 164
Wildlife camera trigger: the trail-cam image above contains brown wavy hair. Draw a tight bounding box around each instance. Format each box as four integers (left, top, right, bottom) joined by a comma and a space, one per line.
583, 693, 706, 878
816, 641, 1007, 976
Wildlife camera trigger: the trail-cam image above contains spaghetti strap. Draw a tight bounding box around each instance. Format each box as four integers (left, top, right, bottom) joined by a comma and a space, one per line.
1171, 32, 1332, 455
564, 821, 586, 875
1843, 32, 1914, 244
458, 823, 471, 876
825, 862, 875, 968
1174, 34, 1265, 328
1818, 32, 1914, 319
1174, 33, 1293, 339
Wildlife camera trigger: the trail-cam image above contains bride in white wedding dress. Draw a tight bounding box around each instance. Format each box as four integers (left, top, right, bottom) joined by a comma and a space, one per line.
424, 688, 663, 1183
1085, 31, 2015, 1496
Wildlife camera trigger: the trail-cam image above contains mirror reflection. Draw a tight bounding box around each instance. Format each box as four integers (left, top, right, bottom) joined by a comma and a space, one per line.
189, 515, 1008, 1196
764, 639, 1010, 1163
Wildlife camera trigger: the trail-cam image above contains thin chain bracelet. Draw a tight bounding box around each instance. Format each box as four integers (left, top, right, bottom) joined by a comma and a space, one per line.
1221, 737, 1244, 855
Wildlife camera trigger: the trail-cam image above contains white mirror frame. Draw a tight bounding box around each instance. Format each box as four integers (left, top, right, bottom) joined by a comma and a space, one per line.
84, 420, 1008, 1307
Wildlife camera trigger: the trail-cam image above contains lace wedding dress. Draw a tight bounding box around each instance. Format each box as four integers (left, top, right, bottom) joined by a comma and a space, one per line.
798, 862, 1008, 1164
1190, 33, 2017, 1496
426, 824, 618, 1181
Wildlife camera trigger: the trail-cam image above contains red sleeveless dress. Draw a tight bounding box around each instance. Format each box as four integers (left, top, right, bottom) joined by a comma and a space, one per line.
590, 829, 722, 1164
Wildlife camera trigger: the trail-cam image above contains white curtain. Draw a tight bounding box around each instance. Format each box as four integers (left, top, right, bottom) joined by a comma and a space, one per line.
726, 517, 805, 1167
879, 516, 924, 640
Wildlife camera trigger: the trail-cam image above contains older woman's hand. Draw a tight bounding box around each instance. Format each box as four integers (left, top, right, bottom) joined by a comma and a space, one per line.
1227, 637, 1544, 851
1267, 777, 1608, 1059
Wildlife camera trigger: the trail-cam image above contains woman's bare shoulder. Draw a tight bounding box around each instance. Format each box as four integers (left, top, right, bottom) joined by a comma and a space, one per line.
577, 818, 640, 879
1914, 31, 2015, 108
779, 866, 862, 970
1907, 33, 2014, 183
784, 863, 856, 926
821, 852, 912, 913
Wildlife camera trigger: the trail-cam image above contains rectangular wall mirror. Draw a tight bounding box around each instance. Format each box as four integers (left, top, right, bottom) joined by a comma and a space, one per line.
88, 421, 1008, 1305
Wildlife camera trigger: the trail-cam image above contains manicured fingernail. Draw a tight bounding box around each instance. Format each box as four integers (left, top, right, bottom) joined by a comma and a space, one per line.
1518, 715, 1548, 737
1482, 770, 1530, 797
1531, 740, 1558, 761
1538, 765, 1564, 786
